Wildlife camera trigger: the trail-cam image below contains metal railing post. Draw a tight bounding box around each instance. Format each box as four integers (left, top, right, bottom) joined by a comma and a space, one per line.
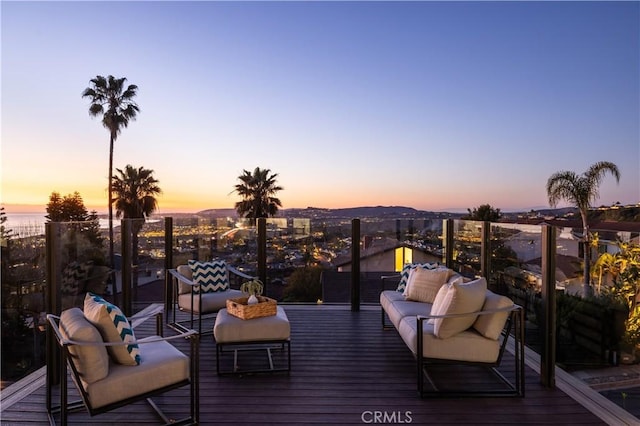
481, 221, 491, 279
164, 217, 173, 322
45, 222, 61, 388
122, 219, 132, 317
541, 224, 556, 388
443, 219, 454, 268
257, 218, 267, 292
351, 218, 360, 312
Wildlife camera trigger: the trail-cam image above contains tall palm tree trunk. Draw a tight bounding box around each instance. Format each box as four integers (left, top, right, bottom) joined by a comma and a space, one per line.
108, 134, 116, 301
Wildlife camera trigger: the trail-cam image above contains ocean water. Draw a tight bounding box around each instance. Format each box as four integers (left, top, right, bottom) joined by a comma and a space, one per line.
2, 213, 111, 237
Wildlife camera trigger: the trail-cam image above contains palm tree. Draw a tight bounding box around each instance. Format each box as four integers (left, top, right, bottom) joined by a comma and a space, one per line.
82, 75, 140, 276
112, 165, 161, 293
233, 167, 283, 224
546, 161, 620, 295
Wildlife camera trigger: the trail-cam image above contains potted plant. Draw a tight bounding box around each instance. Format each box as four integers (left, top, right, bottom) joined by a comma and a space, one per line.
241, 279, 264, 305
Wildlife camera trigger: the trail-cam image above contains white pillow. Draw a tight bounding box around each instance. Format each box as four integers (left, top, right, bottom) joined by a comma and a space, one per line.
404, 267, 451, 303
59, 308, 109, 384
473, 291, 514, 340
427, 282, 452, 325
433, 277, 487, 339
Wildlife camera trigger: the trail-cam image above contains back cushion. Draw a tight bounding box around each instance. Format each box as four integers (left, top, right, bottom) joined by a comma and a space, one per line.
188, 259, 230, 293
404, 267, 451, 303
59, 308, 109, 384
396, 263, 439, 292
84, 293, 141, 365
473, 291, 514, 340
433, 277, 487, 339
176, 265, 193, 294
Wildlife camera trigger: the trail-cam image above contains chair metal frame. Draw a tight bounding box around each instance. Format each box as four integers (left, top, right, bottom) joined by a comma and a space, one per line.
46, 312, 200, 425
167, 264, 253, 335
416, 305, 525, 398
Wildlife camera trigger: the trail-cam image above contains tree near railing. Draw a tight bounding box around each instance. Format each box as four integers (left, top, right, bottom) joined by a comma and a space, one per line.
82, 75, 140, 281
233, 167, 283, 225
593, 241, 640, 357
546, 161, 621, 296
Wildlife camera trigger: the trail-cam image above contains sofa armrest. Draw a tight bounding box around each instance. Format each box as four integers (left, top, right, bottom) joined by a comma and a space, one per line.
417, 304, 520, 322
380, 274, 401, 293
47, 313, 198, 348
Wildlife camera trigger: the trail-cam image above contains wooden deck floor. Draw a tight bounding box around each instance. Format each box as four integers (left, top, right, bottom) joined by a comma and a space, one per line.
0, 305, 619, 425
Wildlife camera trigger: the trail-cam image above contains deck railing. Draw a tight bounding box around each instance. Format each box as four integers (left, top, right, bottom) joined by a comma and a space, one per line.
1, 214, 637, 390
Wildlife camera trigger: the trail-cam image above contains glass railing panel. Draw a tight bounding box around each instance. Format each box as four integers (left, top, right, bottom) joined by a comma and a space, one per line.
1, 223, 47, 386
451, 219, 482, 278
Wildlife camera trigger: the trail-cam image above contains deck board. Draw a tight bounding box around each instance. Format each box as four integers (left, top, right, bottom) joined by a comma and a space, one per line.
1, 305, 608, 425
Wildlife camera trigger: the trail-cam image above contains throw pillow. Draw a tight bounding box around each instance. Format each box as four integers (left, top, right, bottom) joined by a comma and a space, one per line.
427, 281, 452, 325
188, 259, 229, 293
396, 262, 438, 292
404, 267, 451, 303
432, 277, 487, 339
473, 291, 514, 340
59, 308, 109, 384
61, 261, 93, 296
83, 292, 140, 365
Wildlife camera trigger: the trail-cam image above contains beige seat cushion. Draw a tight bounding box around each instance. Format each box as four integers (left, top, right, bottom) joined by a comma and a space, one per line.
403, 267, 451, 303
473, 290, 514, 340
83, 336, 189, 409
214, 306, 290, 344
432, 277, 487, 339
398, 316, 499, 363
178, 289, 243, 314
380, 290, 433, 329
59, 308, 109, 384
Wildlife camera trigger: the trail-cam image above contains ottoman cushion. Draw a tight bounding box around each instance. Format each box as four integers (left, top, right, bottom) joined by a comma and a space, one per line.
214, 306, 290, 343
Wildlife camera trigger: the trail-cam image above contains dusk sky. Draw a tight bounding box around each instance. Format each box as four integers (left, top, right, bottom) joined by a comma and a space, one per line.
2, 1, 639, 214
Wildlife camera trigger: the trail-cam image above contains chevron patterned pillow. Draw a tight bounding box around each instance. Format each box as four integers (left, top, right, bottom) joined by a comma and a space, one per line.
83, 292, 141, 365
396, 262, 438, 292
61, 261, 93, 296
188, 259, 230, 293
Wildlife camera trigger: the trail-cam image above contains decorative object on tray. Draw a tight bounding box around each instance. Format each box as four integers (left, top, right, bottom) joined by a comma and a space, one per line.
240, 278, 264, 305
226, 295, 277, 320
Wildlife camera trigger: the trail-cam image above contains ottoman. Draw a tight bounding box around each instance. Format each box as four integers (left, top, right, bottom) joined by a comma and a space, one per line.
213, 306, 291, 375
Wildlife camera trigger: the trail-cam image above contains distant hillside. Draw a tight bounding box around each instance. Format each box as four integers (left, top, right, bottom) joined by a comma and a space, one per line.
192, 205, 638, 222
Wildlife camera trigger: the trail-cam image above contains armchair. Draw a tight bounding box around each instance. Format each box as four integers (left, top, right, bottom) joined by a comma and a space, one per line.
46, 307, 199, 425
167, 259, 253, 334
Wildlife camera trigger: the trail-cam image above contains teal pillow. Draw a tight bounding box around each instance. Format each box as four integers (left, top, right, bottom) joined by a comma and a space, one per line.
84, 292, 140, 365
188, 259, 230, 293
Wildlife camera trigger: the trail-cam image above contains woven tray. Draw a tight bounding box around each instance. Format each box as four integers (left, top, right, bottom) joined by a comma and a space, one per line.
226, 296, 277, 320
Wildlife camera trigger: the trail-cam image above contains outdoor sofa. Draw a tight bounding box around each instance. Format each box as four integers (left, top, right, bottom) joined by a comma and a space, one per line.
380, 263, 525, 397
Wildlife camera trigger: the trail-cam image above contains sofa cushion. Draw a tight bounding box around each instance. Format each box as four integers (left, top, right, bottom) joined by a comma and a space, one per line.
84, 293, 141, 365
404, 267, 450, 303
473, 290, 514, 340
396, 262, 438, 292
398, 316, 500, 362
188, 259, 229, 293
427, 281, 451, 325
59, 308, 109, 384
83, 336, 189, 409
432, 277, 487, 339
380, 290, 432, 330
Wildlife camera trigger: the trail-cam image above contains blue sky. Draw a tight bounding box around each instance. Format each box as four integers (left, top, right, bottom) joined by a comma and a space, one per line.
2, 1, 638, 214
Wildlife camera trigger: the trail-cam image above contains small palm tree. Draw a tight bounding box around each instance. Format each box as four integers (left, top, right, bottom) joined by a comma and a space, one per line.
546, 161, 620, 295
112, 165, 161, 289
82, 75, 140, 275
233, 167, 283, 225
